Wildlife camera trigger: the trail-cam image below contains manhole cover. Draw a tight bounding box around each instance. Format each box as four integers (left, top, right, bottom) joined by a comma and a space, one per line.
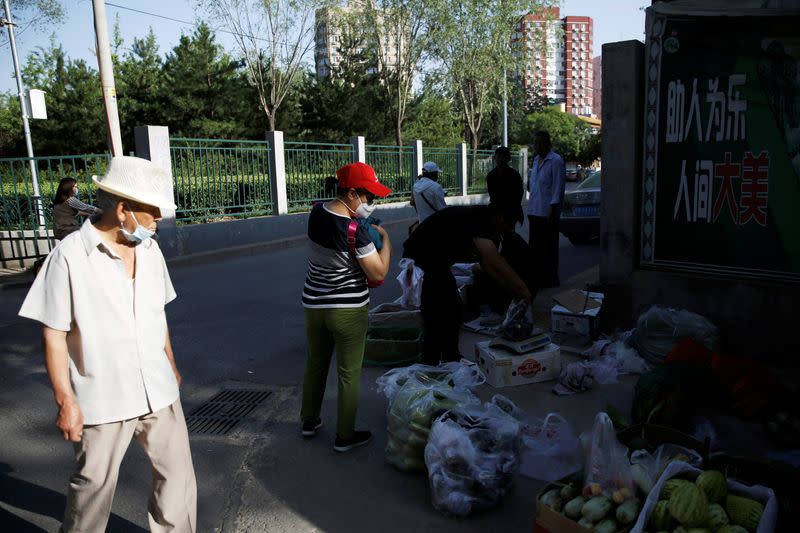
186, 389, 272, 435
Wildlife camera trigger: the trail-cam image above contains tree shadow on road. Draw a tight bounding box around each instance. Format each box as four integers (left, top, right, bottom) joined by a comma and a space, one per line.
0, 463, 146, 532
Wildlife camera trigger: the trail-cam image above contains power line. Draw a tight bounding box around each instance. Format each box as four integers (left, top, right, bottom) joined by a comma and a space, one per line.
105, 2, 307, 48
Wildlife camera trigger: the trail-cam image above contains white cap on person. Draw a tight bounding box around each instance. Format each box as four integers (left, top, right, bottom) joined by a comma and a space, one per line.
92, 156, 177, 210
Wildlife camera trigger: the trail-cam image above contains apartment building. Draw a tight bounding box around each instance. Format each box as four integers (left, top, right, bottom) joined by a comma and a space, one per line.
593, 55, 602, 118
515, 8, 594, 116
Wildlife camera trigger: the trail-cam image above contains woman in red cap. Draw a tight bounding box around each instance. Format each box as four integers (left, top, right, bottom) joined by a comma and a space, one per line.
300, 162, 393, 452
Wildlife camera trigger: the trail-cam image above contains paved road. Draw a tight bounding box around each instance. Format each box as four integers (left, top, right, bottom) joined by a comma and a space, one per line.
0, 214, 601, 532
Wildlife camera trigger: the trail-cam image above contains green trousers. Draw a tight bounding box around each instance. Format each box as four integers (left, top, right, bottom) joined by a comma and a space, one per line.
301, 305, 368, 439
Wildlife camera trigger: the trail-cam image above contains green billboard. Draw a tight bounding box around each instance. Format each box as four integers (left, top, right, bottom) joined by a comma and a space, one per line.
641, 13, 800, 281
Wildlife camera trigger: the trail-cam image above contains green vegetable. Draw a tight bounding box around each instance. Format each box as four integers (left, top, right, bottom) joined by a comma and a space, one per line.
616, 497, 641, 525
577, 517, 595, 529
716, 526, 748, 533
564, 496, 586, 519
725, 494, 764, 530
539, 489, 563, 512
593, 518, 618, 533
650, 500, 673, 530
695, 470, 727, 503
581, 496, 612, 522
685, 529, 710, 533
669, 484, 709, 526
561, 483, 579, 501
705, 502, 729, 530
672, 527, 687, 533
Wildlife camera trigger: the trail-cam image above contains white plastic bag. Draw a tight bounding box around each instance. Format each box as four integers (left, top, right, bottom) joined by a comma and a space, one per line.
375, 360, 485, 405
582, 412, 635, 499
425, 402, 521, 516
396, 258, 424, 308
519, 413, 583, 482
630, 461, 778, 533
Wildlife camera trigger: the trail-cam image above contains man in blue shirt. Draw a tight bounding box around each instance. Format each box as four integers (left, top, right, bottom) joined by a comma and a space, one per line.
527, 131, 566, 288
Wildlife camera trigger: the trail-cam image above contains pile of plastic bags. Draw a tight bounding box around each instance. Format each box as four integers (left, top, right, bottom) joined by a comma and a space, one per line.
631, 306, 719, 365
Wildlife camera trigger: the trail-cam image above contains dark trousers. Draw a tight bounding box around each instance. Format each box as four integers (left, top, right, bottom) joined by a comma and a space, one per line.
528, 213, 561, 288
419, 265, 462, 365
475, 232, 537, 314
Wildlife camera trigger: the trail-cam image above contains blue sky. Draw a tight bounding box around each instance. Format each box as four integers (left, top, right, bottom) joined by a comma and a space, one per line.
1, 0, 647, 93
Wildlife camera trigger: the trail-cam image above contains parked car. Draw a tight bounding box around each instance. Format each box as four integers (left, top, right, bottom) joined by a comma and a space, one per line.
560, 170, 600, 245
565, 163, 580, 182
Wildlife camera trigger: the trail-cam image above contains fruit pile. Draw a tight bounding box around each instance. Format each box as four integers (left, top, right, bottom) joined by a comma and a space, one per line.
644, 470, 765, 533
539, 481, 642, 533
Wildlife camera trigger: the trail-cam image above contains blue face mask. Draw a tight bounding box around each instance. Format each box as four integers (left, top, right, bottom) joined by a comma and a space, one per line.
120, 209, 155, 244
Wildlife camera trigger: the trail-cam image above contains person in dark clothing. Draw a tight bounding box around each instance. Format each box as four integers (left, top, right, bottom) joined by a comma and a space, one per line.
403, 204, 532, 365
52, 178, 103, 240
486, 146, 524, 225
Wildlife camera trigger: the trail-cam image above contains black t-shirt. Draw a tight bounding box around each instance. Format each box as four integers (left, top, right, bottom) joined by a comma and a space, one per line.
402, 205, 498, 269
486, 164, 524, 222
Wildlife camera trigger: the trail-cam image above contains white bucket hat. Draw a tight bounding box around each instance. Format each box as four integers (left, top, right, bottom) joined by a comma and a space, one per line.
92, 156, 177, 210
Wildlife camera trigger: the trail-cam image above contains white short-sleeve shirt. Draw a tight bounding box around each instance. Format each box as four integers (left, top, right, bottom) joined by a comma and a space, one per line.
19, 219, 179, 425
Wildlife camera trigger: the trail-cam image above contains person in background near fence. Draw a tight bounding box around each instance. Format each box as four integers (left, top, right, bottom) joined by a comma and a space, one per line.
486, 146, 524, 226
527, 131, 566, 288
403, 203, 533, 365
18, 156, 197, 533
301, 162, 393, 452
410, 161, 447, 226
52, 177, 103, 241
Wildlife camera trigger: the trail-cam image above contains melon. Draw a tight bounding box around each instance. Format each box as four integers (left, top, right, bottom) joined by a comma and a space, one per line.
695, 470, 727, 503
726, 494, 764, 530
716, 526, 749, 533
705, 502, 729, 530
661, 478, 692, 500
668, 483, 709, 526
650, 500, 673, 531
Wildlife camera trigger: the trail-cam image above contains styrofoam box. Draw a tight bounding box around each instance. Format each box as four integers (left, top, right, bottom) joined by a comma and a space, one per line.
550, 291, 604, 339
475, 341, 561, 388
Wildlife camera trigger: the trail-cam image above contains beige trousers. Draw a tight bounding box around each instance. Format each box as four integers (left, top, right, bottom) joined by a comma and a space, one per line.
61, 400, 197, 533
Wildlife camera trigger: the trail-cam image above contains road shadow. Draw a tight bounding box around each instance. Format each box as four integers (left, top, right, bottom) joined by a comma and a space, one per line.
0, 463, 146, 532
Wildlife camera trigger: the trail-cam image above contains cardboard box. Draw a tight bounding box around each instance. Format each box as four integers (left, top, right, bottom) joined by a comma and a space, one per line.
475, 341, 561, 388
550, 291, 604, 340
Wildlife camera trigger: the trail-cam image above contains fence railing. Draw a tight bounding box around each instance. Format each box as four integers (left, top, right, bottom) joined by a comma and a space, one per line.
365, 144, 416, 201
467, 149, 497, 194
422, 147, 461, 194
169, 138, 273, 224
284, 141, 355, 211
0, 154, 110, 232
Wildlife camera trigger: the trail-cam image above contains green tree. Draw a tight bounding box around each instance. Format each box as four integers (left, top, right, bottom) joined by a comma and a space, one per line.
21, 40, 105, 155
1, 0, 64, 33
117, 29, 165, 148
522, 107, 596, 163
161, 24, 243, 138
403, 92, 462, 148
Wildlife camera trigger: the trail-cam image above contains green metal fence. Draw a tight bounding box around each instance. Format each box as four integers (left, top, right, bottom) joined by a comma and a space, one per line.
365, 145, 416, 201
0, 154, 110, 231
169, 138, 273, 224
467, 149, 496, 194
422, 147, 460, 194
284, 141, 355, 211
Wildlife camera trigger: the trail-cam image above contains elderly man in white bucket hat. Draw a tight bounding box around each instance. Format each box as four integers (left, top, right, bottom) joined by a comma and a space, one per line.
19, 156, 196, 532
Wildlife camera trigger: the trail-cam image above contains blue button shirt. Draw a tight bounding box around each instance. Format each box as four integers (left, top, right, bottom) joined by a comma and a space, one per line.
527, 150, 566, 217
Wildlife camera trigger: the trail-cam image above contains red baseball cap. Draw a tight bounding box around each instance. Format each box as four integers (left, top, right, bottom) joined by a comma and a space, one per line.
336, 162, 392, 198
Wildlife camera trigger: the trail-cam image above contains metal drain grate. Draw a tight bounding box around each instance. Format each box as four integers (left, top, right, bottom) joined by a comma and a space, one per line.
186, 389, 272, 435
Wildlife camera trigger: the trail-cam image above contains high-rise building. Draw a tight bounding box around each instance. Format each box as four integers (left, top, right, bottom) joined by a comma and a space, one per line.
593, 55, 602, 118
314, 2, 405, 79
514, 8, 594, 116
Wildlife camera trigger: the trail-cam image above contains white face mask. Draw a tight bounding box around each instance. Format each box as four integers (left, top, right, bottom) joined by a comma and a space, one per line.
339, 197, 376, 219
120, 209, 156, 244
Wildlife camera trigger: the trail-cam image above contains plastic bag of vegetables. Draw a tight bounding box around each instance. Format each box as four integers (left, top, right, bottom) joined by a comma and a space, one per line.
631, 305, 719, 365
376, 360, 485, 406
385, 373, 480, 472
425, 402, 522, 517
582, 412, 636, 503
519, 413, 583, 482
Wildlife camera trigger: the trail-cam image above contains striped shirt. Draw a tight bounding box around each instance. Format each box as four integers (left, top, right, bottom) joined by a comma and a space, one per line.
302, 203, 376, 309
67, 196, 102, 215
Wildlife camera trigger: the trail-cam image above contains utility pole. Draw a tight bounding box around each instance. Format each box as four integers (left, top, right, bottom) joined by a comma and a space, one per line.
2, 0, 46, 228
502, 69, 509, 147
92, 0, 122, 156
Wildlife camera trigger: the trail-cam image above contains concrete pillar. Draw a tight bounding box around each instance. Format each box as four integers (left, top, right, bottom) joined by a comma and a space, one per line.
519, 147, 529, 182
598, 40, 645, 331
134, 125, 176, 228
412, 139, 423, 176
265, 130, 288, 216
350, 136, 365, 163
457, 143, 468, 196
